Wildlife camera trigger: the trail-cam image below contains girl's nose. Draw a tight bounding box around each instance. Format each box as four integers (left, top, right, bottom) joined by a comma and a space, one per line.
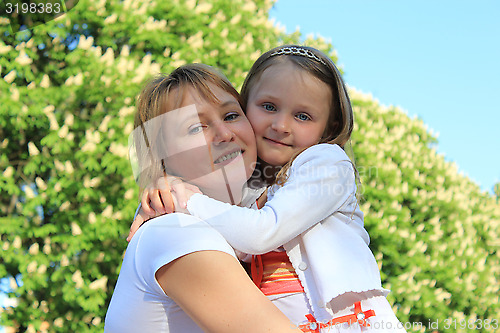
212, 122, 234, 145
271, 114, 290, 133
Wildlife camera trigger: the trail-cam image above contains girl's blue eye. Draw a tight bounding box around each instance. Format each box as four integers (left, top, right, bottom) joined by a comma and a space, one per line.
262, 103, 277, 112
188, 124, 204, 135
296, 113, 311, 121
224, 113, 239, 121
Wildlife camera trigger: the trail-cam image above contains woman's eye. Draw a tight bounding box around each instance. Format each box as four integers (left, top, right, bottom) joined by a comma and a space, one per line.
187, 124, 204, 135
224, 113, 239, 121
262, 103, 276, 112
296, 113, 311, 121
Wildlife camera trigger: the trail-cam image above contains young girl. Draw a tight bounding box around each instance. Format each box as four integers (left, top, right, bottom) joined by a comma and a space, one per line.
132, 46, 406, 332
105, 63, 303, 333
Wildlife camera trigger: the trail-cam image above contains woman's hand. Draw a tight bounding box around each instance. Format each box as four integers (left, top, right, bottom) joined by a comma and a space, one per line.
127, 176, 202, 241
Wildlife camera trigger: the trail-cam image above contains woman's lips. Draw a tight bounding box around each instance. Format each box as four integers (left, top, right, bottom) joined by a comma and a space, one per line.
213, 150, 243, 166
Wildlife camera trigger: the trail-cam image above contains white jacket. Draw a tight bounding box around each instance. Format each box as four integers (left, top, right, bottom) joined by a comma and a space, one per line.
187, 144, 388, 319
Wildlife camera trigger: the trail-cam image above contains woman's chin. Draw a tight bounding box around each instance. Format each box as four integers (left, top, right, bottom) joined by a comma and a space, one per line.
191, 167, 248, 205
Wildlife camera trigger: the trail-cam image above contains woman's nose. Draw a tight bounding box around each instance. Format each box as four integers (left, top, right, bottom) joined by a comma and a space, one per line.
212, 122, 234, 145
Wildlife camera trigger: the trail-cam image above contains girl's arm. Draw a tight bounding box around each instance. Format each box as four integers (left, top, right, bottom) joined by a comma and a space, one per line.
187, 144, 365, 254
156, 250, 302, 333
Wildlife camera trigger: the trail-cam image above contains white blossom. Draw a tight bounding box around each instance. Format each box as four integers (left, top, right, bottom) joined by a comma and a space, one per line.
124, 122, 134, 135
71, 270, 84, 288
35, 177, 47, 191
89, 276, 108, 291
28, 142, 40, 156
119, 106, 135, 117
101, 47, 114, 65
27, 261, 37, 273
124, 189, 134, 200
102, 205, 113, 217
13, 236, 22, 249
104, 13, 118, 24
185, 0, 196, 10
109, 142, 128, 157
78, 35, 94, 50
59, 200, 70, 211
71, 221, 81, 235
60, 255, 69, 266
54, 160, 65, 172
4, 70, 16, 83
29, 243, 39, 255
65, 161, 74, 174
195, 2, 212, 14
3, 166, 14, 178
58, 125, 69, 139
230, 13, 241, 25
23, 184, 36, 198
89, 212, 97, 224
0, 43, 12, 54
242, 1, 256, 12
39, 74, 50, 88
187, 31, 203, 49
81, 142, 97, 152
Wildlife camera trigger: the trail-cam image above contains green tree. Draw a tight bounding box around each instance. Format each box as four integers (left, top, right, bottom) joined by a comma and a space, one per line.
0, 0, 498, 332
0, 0, 308, 331
351, 90, 499, 332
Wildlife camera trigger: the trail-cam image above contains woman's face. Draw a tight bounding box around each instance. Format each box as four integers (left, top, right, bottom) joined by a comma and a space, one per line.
160, 84, 257, 204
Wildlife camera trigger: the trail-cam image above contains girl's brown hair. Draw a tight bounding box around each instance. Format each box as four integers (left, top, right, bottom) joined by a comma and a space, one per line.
131, 63, 241, 191
240, 45, 356, 186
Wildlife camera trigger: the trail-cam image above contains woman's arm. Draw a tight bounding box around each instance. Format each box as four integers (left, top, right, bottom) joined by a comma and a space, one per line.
187, 144, 363, 253
156, 250, 302, 333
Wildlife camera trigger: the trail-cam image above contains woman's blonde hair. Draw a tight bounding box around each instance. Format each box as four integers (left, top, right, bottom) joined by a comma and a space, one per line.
131, 63, 241, 191
240, 45, 357, 187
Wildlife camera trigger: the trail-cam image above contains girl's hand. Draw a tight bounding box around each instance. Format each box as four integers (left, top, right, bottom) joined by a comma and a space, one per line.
127, 176, 202, 241
141, 176, 202, 214
141, 176, 176, 216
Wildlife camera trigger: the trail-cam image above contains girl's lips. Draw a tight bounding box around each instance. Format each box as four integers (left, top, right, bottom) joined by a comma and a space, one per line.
264, 137, 292, 147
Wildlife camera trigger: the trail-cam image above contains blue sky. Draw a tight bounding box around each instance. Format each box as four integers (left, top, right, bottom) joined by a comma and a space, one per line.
270, 0, 500, 194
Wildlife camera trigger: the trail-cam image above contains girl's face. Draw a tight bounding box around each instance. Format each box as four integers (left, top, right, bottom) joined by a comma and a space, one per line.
161, 84, 257, 203
246, 61, 332, 167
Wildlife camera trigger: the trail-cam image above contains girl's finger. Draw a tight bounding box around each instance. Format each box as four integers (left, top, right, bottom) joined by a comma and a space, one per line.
140, 190, 156, 216
171, 181, 188, 209
158, 177, 175, 214
149, 187, 166, 214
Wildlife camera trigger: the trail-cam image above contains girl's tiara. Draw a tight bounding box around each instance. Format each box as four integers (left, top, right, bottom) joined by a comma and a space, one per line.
270, 46, 327, 65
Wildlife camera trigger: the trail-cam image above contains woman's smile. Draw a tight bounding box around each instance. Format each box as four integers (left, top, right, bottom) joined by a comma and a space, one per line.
213, 149, 243, 166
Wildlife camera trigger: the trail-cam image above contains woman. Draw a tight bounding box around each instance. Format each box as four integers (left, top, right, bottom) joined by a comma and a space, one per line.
104, 64, 302, 332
